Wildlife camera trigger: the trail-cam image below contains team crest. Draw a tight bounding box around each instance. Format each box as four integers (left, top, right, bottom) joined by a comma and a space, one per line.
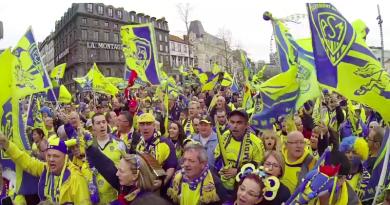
310, 5, 356, 66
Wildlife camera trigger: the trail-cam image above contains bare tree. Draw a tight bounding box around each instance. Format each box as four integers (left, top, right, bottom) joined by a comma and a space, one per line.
177, 3, 193, 67
217, 27, 234, 73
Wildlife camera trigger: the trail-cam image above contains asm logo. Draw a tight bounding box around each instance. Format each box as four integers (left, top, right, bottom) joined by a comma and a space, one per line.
309, 3, 356, 67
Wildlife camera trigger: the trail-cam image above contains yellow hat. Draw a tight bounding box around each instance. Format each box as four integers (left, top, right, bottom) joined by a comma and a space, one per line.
138, 113, 155, 123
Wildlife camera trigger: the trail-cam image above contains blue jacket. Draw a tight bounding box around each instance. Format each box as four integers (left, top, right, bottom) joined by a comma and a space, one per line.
192, 132, 219, 170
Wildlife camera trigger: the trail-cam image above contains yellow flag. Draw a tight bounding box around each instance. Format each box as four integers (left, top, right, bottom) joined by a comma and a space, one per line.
50, 63, 67, 80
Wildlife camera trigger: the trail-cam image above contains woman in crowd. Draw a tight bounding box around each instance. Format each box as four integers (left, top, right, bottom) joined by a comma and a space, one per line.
260, 130, 280, 152
168, 121, 186, 159
223, 173, 265, 205
259, 151, 290, 205
85, 144, 165, 204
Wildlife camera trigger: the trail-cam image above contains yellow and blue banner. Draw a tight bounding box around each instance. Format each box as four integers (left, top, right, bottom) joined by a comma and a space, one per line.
251, 66, 299, 130
0, 49, 39, 196
270, 13, 320, 110
240, 51, 251, 83
121, 23, 161, 85
12, 27, 51, 99
47, 85, 72, 103
307, 3, 390, 122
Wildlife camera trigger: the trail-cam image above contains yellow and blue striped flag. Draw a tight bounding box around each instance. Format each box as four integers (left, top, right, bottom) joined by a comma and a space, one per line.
121, 23, 161, 85
240, 51, 251, 82
12, 28, 51, 98
251, 65, 299, 130
0, 49, 39, 196
307, 3, 390, 122
269, 13, 321, 110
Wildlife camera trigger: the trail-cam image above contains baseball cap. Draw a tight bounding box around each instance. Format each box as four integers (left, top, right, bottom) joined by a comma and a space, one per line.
199, 115, 212, 124
228, 109, 249, 121
138, 113, 155, 123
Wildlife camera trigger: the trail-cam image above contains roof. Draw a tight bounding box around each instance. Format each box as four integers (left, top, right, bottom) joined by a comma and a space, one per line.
169, 34, 187, 44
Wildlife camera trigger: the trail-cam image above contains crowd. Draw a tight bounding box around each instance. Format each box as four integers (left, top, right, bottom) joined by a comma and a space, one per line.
0, 83, 389, 205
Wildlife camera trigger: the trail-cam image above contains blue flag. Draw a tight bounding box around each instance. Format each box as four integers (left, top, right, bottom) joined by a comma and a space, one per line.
121, 23, 161, 85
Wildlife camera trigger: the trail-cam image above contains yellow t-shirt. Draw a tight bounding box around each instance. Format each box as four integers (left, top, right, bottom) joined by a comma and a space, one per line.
214, 131, 264, 190
180, 183, 201, 205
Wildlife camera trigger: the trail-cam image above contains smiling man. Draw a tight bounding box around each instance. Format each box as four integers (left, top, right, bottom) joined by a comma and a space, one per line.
214, 109, 265, 192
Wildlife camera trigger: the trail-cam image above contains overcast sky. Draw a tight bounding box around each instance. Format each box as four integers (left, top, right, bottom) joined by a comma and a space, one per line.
0, 0, 388, 62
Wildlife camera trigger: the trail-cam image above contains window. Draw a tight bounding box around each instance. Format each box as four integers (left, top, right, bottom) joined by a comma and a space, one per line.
138, 16, 142, 23
164, 35, 168, 42
108, 8, 113, 17
131, 15, 135, 22
114, 24, 118, 29
159, 44, 163, 52
104, 32, 109, 42
159, 34, 162, 41
93, 31, 99, 41
104, 22, 109, 27
184, 45, 187, 52
98, 5, 103, 15
114, 33, 119, 43
114, 50, 119, 61
82, 18, 87, 24
87, 3, 93, 13
170, 42, 175, 51
117, 10, 123, 19
165, 45, 168, 52
178, 44, 181, 52
158, 22, 161, 28
81, 29, 87, 40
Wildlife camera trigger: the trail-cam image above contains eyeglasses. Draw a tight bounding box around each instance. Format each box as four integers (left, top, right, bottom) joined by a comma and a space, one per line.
287, 141, 305, 145
264, 161, 281, 169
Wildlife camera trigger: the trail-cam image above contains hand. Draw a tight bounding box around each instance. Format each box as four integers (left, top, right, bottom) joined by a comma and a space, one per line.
0, 132, 9, 150
220, 168, 238, 179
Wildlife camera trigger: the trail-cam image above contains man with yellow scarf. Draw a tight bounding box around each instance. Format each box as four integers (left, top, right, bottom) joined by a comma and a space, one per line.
0, 132, 91, 204
281, 131, 317, 194
168, 143, 228, 205
214, 109, 265, 192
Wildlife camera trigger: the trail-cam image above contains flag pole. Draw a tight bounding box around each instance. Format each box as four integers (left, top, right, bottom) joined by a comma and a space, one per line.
372, 127, 390, 205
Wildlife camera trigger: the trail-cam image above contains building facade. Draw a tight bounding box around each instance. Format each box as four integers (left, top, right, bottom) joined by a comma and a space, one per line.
188, 20, 241, 72
39, 32, 55, 73
169, 34, 194, 72
51, 3, 170, 91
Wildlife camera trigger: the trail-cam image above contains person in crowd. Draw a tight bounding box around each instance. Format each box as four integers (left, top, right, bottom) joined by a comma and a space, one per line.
106, 111, 118, 133
31, 128, 49, 161
168, 121, 187, 159
261, 130, 280, 152
169, 94, 182, 122
259, 150, 290, 205
191, 116, 201, 137
223, 173, 265, 205
192, 115, 218, 169
210, 96, 232, 120
365, 126, 385, 173
85, 143, 164, 204
112, 97, 123, 116
113, 111, 141, 154
183, 101, 201, 137
281, 131, 317, 194
339, 136, 369, 195
325, 93, 345, 131
136, 113, 177, 186
43, 117, 57, 139
0, 132, 91, 204
215, 109, 265, 192
86, 113, 127, 204
214, 110, 229, 134
168, 143, 228, 205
